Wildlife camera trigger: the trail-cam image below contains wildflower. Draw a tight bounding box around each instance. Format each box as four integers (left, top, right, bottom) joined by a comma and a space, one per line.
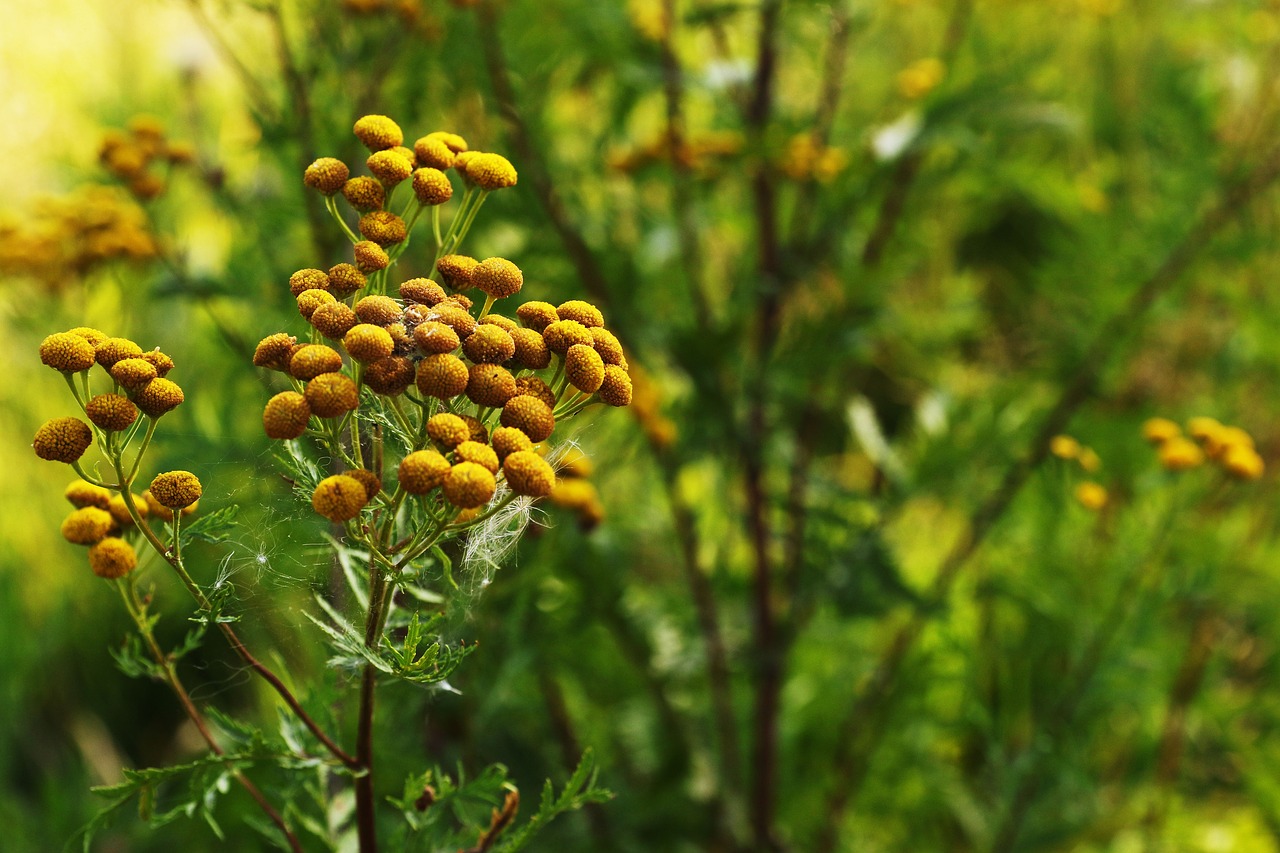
565, 344, 605, 394
353, 241, 390, 273
1049, 435, 1080, 460
1074, 482, 1107, 511
557, 447, 592, 478
355, 295, 402, 326
423, 131, 468, 154
33, 417, 94, 462
263, 392, 311, 439
107, 493, 147, 527
312, 475, 368, 522
347, 468, 383, 501
515, 376, 557, 408
503, 451, 555, 497
1077, 447, 1101, 473
343, 177, 385, 212
401, 278, 447, 305
305, 372, 359, 418
1222, 444, 1265, 480
353, 114, 404, 152
142, 350, 175, 377
471, 257, 523, 299
110, 357, 159, 389
311, 302, 359, 339
95, 337, 144, 369
150, 471, 202, 509
359, 211, 408, 246
1159, 437, 1204, 471
68, 327, 108, 346
328, 263, 368, 297
500, 395, 555, 442
304, 158, 350, 195
253, 334, 300, 372
89, 538, 138, 579
516, 301, 559, 332
543, 319, 593, 354
398, 450, 451, 494
343, 324, 395, 362
463, 325, 516, 364
61, 507, 116, 544
480, 314, 517, 333
435, 255, 477, 290
414, 321, 461, 354
428, 303, 477, 337
557, 300, 604, 328
598, 365, 633, 407
86, 393, 138, 431
287, 346, 342, 383
1209, 426, 1254, 459
510, 328, 551, 370
442, 461, 496, 508
1186, 417, 1222, 444
40, 332, 96, 372
466, 364, 517, 407
367, 150, 413, 186
455, 440, 499, 474
897, 58, 946, 99
589, 327, 625, 365
413, 136, 456, 170
416, 353, 470, 398
491, 426, 534, 463
427, 413, 470, 448
363, 356, 414, 396
65, 480, 112, 509
411, 168, 453, 205
461, 414, 488, 444
464, 153, 518, 190
297, 289, 337, 320
1142, 417, 1180, 444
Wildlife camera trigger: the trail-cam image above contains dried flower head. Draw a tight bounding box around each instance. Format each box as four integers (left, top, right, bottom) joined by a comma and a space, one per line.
311, 302, 359, 339
312, 474, 368, 522
263, 391, 311, 439
399, 450, 451, 494
455, 440, 499, 474
466, 364, 517, 407
565, 344, 605, 393
364, 356, 414, 396
500, 395, 555, 442
353, 114, 404, 152
503, 451, 556, 497
367, 150, 413, 186
463, 324, 516, 364
471, 257, 523, 299
86, 393, 139, 431
343, 176, 386, 212
435, 255, 478, 290
411, 168, 453, 205
359, 211, 408, 246
598, 365, 633, 406
416, 353, 470, 399
427, 413, 471, 449
61, 506, 116, 545
290, 344, 344, 380
442, 461, 496, 508
401, 278, 447, 305
150, 470, 203, 509
353, 241, 390, 273
464, 153, 518, 190
305, 372, 360, 418
65, 480, 112, 509
328, 263, 368, 298
343, 324, 395, 362
89, 538, 138, 579
40, 332, 96, 372
304, 158, 350, 195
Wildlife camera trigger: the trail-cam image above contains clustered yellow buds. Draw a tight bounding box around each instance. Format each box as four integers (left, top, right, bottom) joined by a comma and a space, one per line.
1148, 416, 1265, 480
99, 116, 195, 201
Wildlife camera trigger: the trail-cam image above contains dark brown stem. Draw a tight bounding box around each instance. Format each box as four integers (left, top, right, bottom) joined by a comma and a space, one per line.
815, 141, 1280, 849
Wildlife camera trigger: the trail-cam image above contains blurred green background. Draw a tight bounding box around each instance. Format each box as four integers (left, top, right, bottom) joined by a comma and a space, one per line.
7, 0, 1280, 850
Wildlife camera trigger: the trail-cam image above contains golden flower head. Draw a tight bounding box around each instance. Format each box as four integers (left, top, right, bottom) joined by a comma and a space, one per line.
1049, 435, 1080, 460
463, 324, 516, 364
509, 327, 551, 370
346, 468, 382, 501
411, 167, 453, 205
461, 414, 488, 445
354, 295, 402, 326
297, 288, 338, 321
304, 157, 350, 195
479, 313, 517, 333
1074, 481, 1108, 512
500, 395, 555, 442
443, 461, 496, 508
353, 114, 404, 152
343, 176, 386, 212
413, 321, 461, 355
466, 363, 517, 407
107, 492, 147, 527
359, 211, 408, 246
491, 426, 534, 463
424, 131, 468, 153
305, 372, 360, 418
542, 319, 593, 354
328, 263, 368, 298
1159, 436, 1204, 471
557, 300, 604, 328
426, 302, 477, 337
34, 417, 94, 462
95, 337, 144, 369
503, 450, 555, 497
65, 480, 112, 509
565, 344, 605, 394
436, 254, 478, 290
1210, 426, 1254, 459
416, 353, 470, 399
515, 301, 559, 333
68, 327, 108, 347
364, 355, 414, 396
312, 474, 368, 522
290, 344, 344, 380
598, 364, 633, 407
455, 440, 499, 474
86, 393, 138, 431
391, 145, 418, 166
398, 449, 451, 495
40, 332, 97, 372
589, 327, 625, 365
1186, 417, 1222, 444
401, 278, 448, 305
515, 375, 557, 408
89, 538, 138, 579
353, 240, 390, 273
150, 470, 202, 509
471, 257, 523, 299
413, 136, 456, 170
367, 149, 414, 186
550, 478, 599, 511
464, 153, 518, 190
1223, 444, 1265, 480
311, 301, 359, 339
427, 412, 471, 449
1077, 447, 1101, 473
343, 323, 395, 363
263, 391, 312, 439
253, 333, 299, 372
1141, 417, 1181, 445
143, 489, 196, 522
141, 350, 175, 377
897, 57, 946, 100
61, 506, 116, 545
557, 446, 593, 478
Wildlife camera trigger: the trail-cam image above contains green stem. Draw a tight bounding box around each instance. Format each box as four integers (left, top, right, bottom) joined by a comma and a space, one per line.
326, 195, 361, 244
126, 418, 159, 483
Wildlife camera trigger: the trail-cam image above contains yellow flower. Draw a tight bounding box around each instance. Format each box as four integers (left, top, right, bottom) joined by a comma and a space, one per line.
1141, 417, 1180, 445
1159, 437, 1204, 472
1074, 482, 1107, 511
897, 58, 945, 100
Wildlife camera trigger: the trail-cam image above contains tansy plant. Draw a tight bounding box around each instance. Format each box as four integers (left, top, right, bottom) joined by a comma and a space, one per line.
32, 114, 630, 852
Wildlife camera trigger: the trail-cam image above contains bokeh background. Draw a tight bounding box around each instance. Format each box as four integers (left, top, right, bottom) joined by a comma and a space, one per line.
6, 0, 1280, 850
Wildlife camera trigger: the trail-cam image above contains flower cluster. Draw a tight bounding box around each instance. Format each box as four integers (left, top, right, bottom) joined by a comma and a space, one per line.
32, 327, 198, 578
99, 115, 195, 201
778, 133, 849, 184
1143, 416, 1265, 480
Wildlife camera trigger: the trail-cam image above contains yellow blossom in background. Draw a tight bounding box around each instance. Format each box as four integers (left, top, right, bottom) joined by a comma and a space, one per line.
897, 58, 946, 100
1075, 481, 1108, 511
1078, 447, 1101, 473
1223, 444, 1265, 481
1050, 435, 1081, 460
627, 0, 666, 42
1159, 437, 1204, 471
779, 134, 849, 183
1142, 417, 1181, 445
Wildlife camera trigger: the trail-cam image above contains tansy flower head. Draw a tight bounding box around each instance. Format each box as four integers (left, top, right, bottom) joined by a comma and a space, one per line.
411, 168, 453, 205
355, 295, 402, 326
464, 153, 517, 190
312, 474, 368, 522
367, 150, 413, 186
510, 327, 551, 370
290, 344, 344, 380
401, 278, 447, 305
343, 324, 395, 362
359, 211, 407, 246
364, 356, 413, 396
346, 468, 382, 501
503, 450, 555, 497
455, 440, 499, 474
328, 263, 368, 298
353, 241, 390, 273
427, 303, 477, 337
40, 332, 96, 372
413, 135, 456, 170
500, 395, 555, 442
1077, 447, 1101, 473
95, 337, 144, 369
442, 461, 496, 508
1223, 444, 1265, 480
89, 538, 138, 579
68, 327, 108, 346
110, 358, 160, 388
461, 414, 488, 444
86, 393, 138, 431
436, 254, 478, 290
1049, 435, 1080, 460
141, 350, 175, 377
480, 313, 517, 333
34, 417, 94, 462
463, 324, 516, 364
471, 257, 522, 299
466, 364, 517, 407
557, 300, 604, 328
427, 413, 471, 448
398, 450, 451, 494
353, 114, 404, 152
390, 145, 417, 166
565, 344, 605, 394
305, 372, 360, 418
253, 333, 298, 372
343, 176, 385, 212
311, 302, 359, 339
516, 301, 559, 332
515, 375, 557, 408
61, 507, 116, 545
416, 353, 469, 399
491, 426, 534, 462
65, 480, 111, 509
557, 446, 593, 478
590, 327, 625, 365
1159, 437, 1204, 471
304, 158, 350, 195
263, 391, 311, 439
1074, 482, 1107, 511
598, 365, 633, 406
424, 131, 468, 154
1209, 426, 1254, 459
414, 321, 461, 354
297, 288, 337, 320
150, 470, 202, 509
1187, 417, 1222, 443
543, 319, 593, 354
107, 493, 147, 527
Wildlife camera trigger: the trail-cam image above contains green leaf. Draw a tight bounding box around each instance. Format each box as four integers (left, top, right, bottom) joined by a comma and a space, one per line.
181, 504, 240, 545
